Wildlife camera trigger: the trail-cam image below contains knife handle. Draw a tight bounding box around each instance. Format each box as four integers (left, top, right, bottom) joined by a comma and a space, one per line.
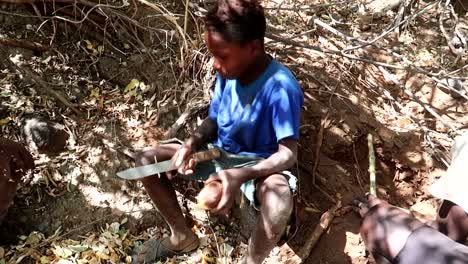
192, 148, 221, 162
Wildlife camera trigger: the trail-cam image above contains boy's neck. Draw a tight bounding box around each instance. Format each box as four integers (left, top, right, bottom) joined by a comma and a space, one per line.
238, 52, 271, 86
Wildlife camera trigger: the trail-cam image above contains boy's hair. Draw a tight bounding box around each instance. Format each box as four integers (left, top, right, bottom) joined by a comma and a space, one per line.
205, 0, 266, 45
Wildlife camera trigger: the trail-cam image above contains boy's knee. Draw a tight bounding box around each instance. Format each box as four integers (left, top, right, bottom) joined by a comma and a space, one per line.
256, 174, 292, 202
257, 175, 293, 234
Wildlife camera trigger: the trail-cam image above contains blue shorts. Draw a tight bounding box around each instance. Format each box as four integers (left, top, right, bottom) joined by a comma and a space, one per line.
166, 139, 298, 209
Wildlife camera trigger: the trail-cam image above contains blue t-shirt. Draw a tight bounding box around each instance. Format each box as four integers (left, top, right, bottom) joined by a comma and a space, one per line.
208, 60, 304, 158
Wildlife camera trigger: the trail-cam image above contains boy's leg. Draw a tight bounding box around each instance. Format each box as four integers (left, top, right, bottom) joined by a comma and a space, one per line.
134, 144, 198, 250
246, 174, 293, 264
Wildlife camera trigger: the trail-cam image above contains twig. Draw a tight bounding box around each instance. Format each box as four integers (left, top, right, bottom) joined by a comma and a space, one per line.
342, 1, 437, 52
312, 110, 329, 185
136, 0, 189, 63
446, 63, 468, 76
183, 0, 190, 36
270, 200, 341, 264
30, 2, 44, 21
312, 16, 466, 81
298, 164, 336, 204
378, 66, 459, 133
266, 32, 407, 70
368, 134, 376, 196
264, 2, 342, 10
352, 143, 365, 194
98, 135, 136, 159
163, 111, 189, 139
0, 47, 83, 117
37, 1, 124, 30
439, 5, 463, 60
314, 18, 356, 43
431, 76, 468, 100
297, 200, 341, 261
0, 37, 49, 52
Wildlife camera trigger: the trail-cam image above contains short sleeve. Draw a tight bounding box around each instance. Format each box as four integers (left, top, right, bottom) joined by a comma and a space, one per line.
271, 83, 304, 142
208, 75, 224, 122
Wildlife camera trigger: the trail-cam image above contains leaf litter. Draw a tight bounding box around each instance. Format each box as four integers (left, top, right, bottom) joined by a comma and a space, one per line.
0, 0, 467, 263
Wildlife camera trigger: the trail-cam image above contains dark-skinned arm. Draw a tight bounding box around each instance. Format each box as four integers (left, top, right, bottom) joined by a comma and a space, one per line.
185, 117, 218, 150
205, 137, 297, 214
240, 137, 298, 181
173, 117, 217, 175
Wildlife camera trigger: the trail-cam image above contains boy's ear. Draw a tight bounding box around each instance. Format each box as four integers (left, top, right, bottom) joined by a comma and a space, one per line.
248, 39, 262, 56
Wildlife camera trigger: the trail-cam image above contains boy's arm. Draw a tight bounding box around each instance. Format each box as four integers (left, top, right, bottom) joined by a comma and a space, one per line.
204, 138, 298, 185
185, 117, 218, 149
205, 138, 297, 214
173, 117, 217, 174
242, 137, 298, 180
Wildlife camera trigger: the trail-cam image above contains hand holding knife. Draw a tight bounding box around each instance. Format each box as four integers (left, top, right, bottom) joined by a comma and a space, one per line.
116, 148, 221, 180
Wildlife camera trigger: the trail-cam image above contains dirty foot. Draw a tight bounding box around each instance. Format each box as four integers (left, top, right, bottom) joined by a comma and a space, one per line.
132, 235, 199, 263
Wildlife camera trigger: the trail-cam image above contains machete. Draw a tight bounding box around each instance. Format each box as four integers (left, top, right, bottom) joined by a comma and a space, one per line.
116, 148, 221, 180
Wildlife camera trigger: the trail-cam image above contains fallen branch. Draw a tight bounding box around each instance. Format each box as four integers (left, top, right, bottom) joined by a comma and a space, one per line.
298, 163, 337, 203
0, 46, 84, 117
368, 134, 376, 196
343, 1, 437, 52
163, 111, 189, 139
312, 110, 329, 185
352, 143, 365, 194
298, 200, 341, 260
378, 66, 459, 133
266, 32, 407, 70
264, 2, 342, 10
0, 37, 49, 52
439, 5, 463, 60
304, 15, 466, 83
22, 68, 84, 117
272, 200, 341, 264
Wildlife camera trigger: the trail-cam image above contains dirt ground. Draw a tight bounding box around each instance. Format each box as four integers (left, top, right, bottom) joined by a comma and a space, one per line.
0, 0, 467, 263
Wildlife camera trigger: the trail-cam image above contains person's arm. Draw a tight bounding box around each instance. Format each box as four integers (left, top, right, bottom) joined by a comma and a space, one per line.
239, 137, 297, 181
0, 138, 34, 222
185, 117, 218, 150
171, 76, 222, 175
173, 117, 218, 175
0, 138, 35, 180
205, 138, 297, 214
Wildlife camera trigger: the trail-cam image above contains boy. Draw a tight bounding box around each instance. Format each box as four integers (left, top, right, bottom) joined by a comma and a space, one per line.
132, 0, 304, 263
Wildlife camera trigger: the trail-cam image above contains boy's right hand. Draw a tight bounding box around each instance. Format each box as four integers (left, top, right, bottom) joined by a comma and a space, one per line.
171, 144, 197, 177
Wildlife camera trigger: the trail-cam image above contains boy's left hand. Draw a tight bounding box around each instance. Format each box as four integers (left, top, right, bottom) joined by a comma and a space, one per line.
205, 168, 250, 215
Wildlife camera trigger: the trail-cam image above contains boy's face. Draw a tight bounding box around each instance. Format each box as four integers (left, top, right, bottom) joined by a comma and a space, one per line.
204, 30, 258, 79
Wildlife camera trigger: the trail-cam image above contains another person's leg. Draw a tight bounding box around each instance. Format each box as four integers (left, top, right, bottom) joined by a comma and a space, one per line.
355, 195, 424, 263
246, 174, 293, 264
0, 138, 35, 224
133, 144, 198, 255
0, 180, 19, 224
436, 200, 468, 243
355, 195, 468, 264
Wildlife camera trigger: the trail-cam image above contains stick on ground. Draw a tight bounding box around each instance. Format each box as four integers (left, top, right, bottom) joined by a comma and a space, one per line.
368, 134, 376, 196
297, 200, 341, 260
312, 110, 330, 184
270, 200, 341, 264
